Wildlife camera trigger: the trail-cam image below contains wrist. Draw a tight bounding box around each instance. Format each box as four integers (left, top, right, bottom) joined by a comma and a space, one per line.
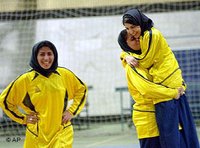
22, 115, 27, 125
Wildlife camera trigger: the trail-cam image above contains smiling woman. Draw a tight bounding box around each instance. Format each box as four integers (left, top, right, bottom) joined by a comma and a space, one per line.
29, 41, 58, 77
0, 40, 88, 148
0, 1, 200, 148
37, 47, 55, 70
119, 8, 199, 148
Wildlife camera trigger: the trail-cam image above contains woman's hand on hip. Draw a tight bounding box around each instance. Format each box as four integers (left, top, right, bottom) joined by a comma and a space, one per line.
26, 112, 39, 124
62, 110, 73, 124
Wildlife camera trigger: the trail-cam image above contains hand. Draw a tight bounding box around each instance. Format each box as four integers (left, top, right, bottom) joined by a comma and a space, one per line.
26, 112, 39, 124
62, 110, 73, 124
125, 56, 138, 67
175, 87, 185, 99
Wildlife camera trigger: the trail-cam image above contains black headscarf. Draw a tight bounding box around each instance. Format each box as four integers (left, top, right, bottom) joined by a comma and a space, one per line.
29, 40, 58, 77
122, 9, 153, 35
118, 29, 133, 53
118, 29, 141, 54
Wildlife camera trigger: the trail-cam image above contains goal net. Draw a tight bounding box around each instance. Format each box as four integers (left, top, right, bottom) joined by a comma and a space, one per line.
0, 0, 200, 138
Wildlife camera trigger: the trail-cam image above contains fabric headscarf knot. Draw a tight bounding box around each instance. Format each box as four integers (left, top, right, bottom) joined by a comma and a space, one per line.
29, 40, 58, 77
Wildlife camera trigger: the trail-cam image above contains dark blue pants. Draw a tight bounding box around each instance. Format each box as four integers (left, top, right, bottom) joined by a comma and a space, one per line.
155, 95, 199, 148
139, 136, 162, 148
178, 95, 200, 148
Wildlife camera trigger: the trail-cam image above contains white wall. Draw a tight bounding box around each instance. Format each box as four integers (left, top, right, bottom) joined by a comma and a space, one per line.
150, 11, 200, 50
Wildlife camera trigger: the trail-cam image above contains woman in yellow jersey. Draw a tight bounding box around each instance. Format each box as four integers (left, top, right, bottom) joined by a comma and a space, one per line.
119, 9, 199, 148
119, 29, 184, 148
0, 40, 88, 148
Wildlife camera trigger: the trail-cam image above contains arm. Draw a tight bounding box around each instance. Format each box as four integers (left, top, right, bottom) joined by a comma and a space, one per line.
68, 75, 88, 116
62, 72, 88, 124
0, 75, 27, 124
125, 65, 179, 100
120, 51, 139, 67
62, 70, 88, 116
120, 51, 129, 67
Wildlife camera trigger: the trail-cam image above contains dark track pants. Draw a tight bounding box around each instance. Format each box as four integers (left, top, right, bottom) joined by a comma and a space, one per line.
139, 136, 162, 148
155, 95, 199, 148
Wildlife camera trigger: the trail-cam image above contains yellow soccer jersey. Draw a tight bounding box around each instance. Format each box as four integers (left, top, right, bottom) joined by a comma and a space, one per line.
0, 67, 88, 147
124, 64, 178, 110
121, 27, 186, 104
122, 62, 179, 139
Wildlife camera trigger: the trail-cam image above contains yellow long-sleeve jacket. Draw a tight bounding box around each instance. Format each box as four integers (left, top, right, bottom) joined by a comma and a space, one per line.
123, 61, 179, 139
0, 67, 88, 147
121, 27, 186, 104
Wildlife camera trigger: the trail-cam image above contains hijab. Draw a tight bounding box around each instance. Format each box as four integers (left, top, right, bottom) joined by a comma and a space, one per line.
122, 9, 153, 35
29, 40, 58, 77
118, 29, 141, 54
118, 29, 133, 53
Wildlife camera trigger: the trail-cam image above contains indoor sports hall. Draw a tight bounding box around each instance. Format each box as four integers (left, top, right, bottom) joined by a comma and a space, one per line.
0, 0, 200, 147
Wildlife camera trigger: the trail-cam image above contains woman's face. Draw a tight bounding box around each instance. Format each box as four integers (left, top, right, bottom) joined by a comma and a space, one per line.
37, 46, 54, 69
126, 33, 140, 50
124, 23, 141, 39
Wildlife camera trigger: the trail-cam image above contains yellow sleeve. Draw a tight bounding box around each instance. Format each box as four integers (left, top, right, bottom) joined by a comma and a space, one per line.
0, 74, 27, 124
66, 71, 88, 116
120, 51, 130, 67
125, 66, 178, 100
